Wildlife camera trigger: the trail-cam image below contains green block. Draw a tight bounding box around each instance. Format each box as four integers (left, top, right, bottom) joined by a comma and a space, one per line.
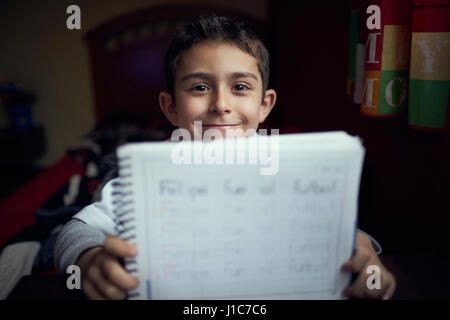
409, 79, 450, 128
378, 70, 409, 115
347, 10, 359, 82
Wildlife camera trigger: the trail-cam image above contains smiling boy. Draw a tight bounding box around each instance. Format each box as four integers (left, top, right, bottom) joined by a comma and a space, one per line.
54, 15, 396, 300
159, 40, 276, 139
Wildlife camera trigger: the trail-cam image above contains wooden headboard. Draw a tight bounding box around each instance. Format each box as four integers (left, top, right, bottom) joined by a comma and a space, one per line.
85, 5, 269, 130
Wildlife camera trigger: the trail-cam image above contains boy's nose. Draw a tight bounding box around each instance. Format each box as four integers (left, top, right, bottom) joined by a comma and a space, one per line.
210, 90, 231, 114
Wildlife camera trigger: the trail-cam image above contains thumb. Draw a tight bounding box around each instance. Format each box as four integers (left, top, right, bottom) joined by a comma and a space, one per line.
104, 236, 137, 258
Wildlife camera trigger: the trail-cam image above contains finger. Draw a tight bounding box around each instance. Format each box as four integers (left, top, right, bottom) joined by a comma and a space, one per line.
382, 284, 395, 300
82, 280, 106, 300
345, 264, 395, 300
99, 282, 127, 300
345, 263, 387, 300
104, 236, 137, 258
101, 256, 140, 292
343, 269, 371, 299
382, 274, 396, 300
341, 248, 371, 273
88, 263, 127, 300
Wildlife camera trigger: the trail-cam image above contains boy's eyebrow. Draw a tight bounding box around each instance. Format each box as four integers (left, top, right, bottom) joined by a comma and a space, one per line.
180, 72, 258, 82
229, 72, 258, 81
180, 73, 213, 82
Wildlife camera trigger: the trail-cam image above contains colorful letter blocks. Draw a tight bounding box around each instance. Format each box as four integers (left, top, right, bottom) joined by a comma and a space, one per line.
361, 0, 412, 117
348, 0, 450, 131
408, 0, 450, 131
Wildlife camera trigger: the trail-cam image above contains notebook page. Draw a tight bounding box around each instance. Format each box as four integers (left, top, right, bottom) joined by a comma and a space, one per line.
118, 132, 364, 299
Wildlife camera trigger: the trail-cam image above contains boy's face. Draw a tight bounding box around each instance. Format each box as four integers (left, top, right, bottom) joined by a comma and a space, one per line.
159, 40, 276, 139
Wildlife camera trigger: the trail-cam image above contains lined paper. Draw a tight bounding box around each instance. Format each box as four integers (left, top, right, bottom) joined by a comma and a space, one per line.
116, 132, 365, 299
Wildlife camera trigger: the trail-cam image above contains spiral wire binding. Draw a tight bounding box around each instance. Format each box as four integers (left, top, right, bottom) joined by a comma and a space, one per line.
112, 154, 140, 299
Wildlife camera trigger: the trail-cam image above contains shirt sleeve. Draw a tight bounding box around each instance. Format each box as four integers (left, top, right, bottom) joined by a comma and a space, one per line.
72, 178, 120, 235
53, 178, 120, 273
53, 218, 106, 273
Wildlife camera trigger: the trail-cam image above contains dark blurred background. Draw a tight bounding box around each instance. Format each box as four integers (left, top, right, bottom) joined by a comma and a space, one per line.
0, 0, 449, 299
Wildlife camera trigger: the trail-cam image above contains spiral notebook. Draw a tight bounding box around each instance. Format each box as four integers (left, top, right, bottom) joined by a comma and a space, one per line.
113, 131, 365, 299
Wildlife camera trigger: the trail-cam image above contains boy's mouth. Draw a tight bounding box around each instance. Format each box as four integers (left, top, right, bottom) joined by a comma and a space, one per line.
197, 123, 248, 138
202, 124, 241, 129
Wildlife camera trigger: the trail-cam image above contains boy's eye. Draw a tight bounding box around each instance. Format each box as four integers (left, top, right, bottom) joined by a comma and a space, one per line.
190, 84, 209, 92
233, 84, 250, 91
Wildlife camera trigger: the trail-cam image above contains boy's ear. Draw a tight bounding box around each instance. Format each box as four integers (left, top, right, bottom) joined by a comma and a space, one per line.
159, 91, 178, 126
259, 89, 277, 123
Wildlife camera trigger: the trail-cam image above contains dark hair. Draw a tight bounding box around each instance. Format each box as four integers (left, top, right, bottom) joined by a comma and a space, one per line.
163, 15, 270, 100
